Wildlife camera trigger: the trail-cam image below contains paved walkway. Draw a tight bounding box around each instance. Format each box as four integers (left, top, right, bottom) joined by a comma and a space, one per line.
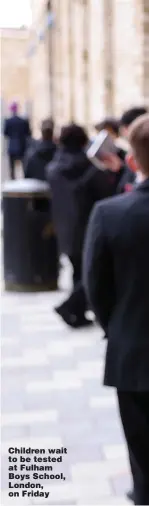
1, 262, 131, 505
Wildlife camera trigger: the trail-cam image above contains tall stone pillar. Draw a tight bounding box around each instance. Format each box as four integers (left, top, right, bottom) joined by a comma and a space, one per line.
69, 0, 88, 125
51, 0, 74, 126
53, 0, 112, 127
29, 40, 51, 136
70, 0, 106, 127
50, 0, 116, 127
29, 0, 52, 136
112, 0, 143, 115
102, 0, 114, 115
142, 0, 149, 106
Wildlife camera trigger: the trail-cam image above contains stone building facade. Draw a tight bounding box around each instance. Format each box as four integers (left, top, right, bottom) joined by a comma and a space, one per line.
29, 0, 149, 135
1, 28, 30, 116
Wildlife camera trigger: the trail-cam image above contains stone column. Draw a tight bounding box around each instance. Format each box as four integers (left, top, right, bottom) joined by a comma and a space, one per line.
29, 0, 52, 135
103, 0, 114, 115
29, 39, 51, 136
49, 0, 115, 126
82, 0, 90, 127
46, 6, 55, 119
68, 0, 75, 121
112, 0, 143, 115
81, 0, 108, 127
88, 0, 105, 125
51, 0, 74, 126
70, 0, 86, 124
142, 0, 149, 106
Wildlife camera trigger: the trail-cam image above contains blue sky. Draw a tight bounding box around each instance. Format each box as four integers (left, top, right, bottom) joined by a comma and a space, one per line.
0, 0, 32, 28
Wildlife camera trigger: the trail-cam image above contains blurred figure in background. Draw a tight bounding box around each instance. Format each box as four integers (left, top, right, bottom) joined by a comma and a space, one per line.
95, 116, 127, 157
93, 116, 135, 194
4, 101, 31, 179
96, 108, 148, 194
120, 106, 148, 140
119, 106, 148, 189
46, 123, 112, 328
25, 118, 56, 181
95, 117, 120, 140
23, 137, 39, 170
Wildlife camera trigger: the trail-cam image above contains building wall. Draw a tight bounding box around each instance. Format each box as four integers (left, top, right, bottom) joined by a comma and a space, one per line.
29, 0, 149, 134
51, 0, 112, 128
112, 0, 143, 114
142, 0, 149, 105
1, 28, 30, 115
28, 0, 51, 136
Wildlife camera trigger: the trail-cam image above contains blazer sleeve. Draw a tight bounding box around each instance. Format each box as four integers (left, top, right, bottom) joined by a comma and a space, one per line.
83, 202, 115, 332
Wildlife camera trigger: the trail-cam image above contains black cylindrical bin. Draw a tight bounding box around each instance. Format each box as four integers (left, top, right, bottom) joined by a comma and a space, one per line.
2, 179, 58, 291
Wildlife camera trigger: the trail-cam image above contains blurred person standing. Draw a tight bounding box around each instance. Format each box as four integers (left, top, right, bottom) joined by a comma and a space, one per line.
96, 109, 148, 194
95, 117, 122, 145
4, 101, 31, 179
46, 123, 113, 328
25, 119, 56, 181
93, 117, 134, 193
83, 114, 149, 505
120, 106, 148, 140
119, 106, 148, 190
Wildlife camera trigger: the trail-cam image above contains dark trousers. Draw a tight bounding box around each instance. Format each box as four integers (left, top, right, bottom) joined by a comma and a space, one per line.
9, 155, 23, 179
117, 391, 149, 505
70, 256, 82, 287
59, 257, 87, 318
66, 257, 87, 317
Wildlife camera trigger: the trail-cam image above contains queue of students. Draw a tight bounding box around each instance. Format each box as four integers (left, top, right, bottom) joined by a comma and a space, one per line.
4, 104, 149, 504
45, 107, 147, 329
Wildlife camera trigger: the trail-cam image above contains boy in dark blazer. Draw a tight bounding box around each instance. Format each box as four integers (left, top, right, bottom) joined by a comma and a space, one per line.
83, 115, 149, 505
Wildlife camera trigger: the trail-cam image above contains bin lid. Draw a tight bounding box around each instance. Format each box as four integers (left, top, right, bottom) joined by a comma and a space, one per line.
2, 179, 50, 197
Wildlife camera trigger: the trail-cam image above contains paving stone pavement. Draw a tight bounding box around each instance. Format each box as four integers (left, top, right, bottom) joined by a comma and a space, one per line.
1, 260, 132, 505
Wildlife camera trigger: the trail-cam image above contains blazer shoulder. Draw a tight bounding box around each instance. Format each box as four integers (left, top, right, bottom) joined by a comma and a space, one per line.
92, 192, 139, 236
98, 191, 138, 215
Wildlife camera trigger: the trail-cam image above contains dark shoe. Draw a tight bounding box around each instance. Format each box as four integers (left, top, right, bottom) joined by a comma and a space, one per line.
55, 305, 78, 327
55, 305, 93, 328
126, 490, 134, 502
74, 316, 94, 328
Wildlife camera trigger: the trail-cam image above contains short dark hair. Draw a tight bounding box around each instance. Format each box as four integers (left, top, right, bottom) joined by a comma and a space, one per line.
120, 107, 148, 128
41, 118, 54, 140
95, 117, 119, 136
59, 124, 88, 151
129, 114, 149, 176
